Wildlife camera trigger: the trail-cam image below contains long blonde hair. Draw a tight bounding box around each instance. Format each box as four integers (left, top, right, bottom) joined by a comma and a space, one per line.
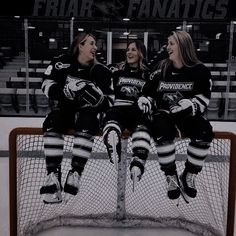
159, 31, 201, 76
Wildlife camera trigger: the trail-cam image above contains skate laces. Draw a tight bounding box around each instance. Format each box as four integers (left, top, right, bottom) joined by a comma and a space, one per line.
108, 130, 119, 144
67, 170, 80, 188
131, 166, 141, 179
186, 172, 196, 189
166, 175, 179, 191
47, 172, 60, 188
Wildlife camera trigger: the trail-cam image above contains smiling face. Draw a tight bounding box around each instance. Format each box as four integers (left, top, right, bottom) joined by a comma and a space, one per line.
167, 35, 181, 65
126, 42, 140, 68
78, 35, 97, 65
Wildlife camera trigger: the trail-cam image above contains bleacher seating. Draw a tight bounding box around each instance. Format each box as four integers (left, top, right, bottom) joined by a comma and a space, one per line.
17, 67, 46, 78
16, 88, 36, 113
213, 63, 227, 71
29, 60, 50, 68
226, 92, 236, 120
0, 88, 19, 114
0, 59, 235, 120
29, 60, 43, 68
206, 92, 224, 120
212, 80, 236, 92
13, 88, 53, 115
35, 68, 46, 77
0, 46, 13, 62
206, 92, 236, 120
7, 77, 42, 89
35, 88, 55, 112
0, 52, 4, 69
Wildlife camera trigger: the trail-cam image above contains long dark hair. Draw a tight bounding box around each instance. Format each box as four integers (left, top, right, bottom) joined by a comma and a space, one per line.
118, 40, 148, 71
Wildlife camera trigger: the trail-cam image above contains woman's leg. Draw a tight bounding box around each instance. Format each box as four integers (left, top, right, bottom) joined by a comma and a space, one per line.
64, 110, 99, 196
40, 110, 74, 203
153, 112, 180, 200
177, 116, 214, 198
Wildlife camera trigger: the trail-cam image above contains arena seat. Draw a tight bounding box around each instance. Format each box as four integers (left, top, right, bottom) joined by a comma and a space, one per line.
35, 68, 46, 77
213, 63, 227, 71
29, 60, 43, 68
204, 63, 214, 70
0, 46, 13, 62
7, 77, 42, 89
0, 88, 18, 113
211, 71, 221, 80
15, 88, 38, 114
35, 88, 55, 113
220, 71, 235, 80
17, 68, 36, 77
206, 92, 223, 120
212, 80, 236, 92
226, 92, 236, 120
42, 60, 51, 67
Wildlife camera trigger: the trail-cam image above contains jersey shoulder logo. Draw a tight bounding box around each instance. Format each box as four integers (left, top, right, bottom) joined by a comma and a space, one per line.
55, 62, 71, 70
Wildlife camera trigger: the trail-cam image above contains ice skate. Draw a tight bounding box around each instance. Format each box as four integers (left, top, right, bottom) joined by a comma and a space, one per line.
40, 172, 62, 204
180, 170, 197, 198
64, 169, 81, 197
104, 129, 121, 170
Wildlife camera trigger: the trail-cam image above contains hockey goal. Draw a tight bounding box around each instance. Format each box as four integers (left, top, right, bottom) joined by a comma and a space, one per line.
9, 127, 236, 236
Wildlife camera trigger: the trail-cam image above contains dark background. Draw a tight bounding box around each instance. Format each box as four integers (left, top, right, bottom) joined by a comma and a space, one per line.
0, 0, 235, 19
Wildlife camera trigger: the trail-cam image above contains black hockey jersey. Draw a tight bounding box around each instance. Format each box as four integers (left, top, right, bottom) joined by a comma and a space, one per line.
112, 65, 150, 106
143, 63, 212, 114
41, 54, 112, 110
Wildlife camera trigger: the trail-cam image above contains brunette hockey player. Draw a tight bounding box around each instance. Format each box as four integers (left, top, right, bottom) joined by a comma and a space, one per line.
40, 32, 113, 203
103, 40, 151, 191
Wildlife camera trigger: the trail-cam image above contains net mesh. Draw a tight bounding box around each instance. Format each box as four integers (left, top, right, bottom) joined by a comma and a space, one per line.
12, 131, 232, 236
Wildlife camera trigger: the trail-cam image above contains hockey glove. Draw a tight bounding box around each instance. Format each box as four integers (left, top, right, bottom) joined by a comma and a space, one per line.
138, 96, 152, 114
97, 95, 113, 111
63, 78, 88, 100
170, 98, 197, 116
75, 82, 104, 108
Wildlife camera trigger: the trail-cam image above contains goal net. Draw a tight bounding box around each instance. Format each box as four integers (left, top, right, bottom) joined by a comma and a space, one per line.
9, 128, 236, 236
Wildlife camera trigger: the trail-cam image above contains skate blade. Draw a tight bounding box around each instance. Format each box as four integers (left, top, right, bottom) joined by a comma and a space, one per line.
178, 180, 190, 204
43, 193, 62, 204
110, 130, 119, 171
64, 193, 71, 203
132, 175, 138, 193
179, 187, 190, 204
131, 167, 140, 193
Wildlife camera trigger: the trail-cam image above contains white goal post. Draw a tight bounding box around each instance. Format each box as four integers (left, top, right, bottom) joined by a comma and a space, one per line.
9, 127, 236, 236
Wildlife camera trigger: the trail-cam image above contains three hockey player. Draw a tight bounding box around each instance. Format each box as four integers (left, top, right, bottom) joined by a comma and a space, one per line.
40, 31, 213, 204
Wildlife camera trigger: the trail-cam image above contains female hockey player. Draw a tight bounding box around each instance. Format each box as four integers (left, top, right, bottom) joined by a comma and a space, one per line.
40, 32, 113, 203
102, 40, 151, 190
138, 31, 214, 200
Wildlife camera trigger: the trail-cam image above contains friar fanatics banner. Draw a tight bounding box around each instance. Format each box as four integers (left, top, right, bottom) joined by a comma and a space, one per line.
32, 0, 229, 19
